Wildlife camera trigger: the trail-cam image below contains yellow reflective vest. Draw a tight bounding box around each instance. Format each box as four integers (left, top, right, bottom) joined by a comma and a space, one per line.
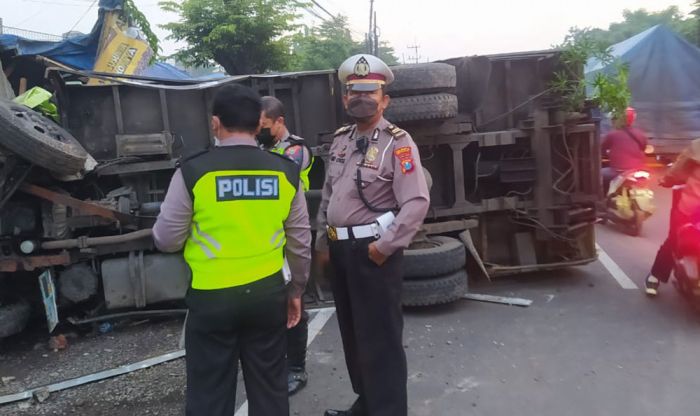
270, 135, 314, 191
180, 146, 300, 290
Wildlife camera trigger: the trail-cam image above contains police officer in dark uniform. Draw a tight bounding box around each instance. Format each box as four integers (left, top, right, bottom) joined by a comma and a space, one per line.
259, 95, 314, 395
316, 54, 431, 416
153, 84, 311, 416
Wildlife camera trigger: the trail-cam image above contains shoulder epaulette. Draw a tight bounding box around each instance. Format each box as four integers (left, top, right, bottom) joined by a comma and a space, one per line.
287, 134, 306, 145
176, 148, 209, 168
333, 124, 354, 136
385, 124, 407, 139
268, 150, 298, 165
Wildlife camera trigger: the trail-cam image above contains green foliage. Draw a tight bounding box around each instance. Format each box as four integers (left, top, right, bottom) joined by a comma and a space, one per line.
288, 16, 361, 71
551, 28, 631, 118
287, 16, 399, 71
378, 42, 399, 66
159, 0, 303, 75
591, 63, 631, 121
567, 6, 699, 47
123, 0, 160, 57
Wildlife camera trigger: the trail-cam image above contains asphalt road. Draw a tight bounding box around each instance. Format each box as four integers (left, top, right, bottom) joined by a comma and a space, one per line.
291, 180, 700, 416
2, 175, 700, 416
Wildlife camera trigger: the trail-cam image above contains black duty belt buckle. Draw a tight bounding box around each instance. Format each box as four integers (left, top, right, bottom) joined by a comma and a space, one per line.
327, 226, 338, 241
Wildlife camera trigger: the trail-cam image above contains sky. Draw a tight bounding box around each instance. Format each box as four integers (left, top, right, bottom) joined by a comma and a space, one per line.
0, 0, 694, 64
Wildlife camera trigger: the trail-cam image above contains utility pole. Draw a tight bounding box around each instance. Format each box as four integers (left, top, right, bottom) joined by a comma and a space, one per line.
407, 43, 421, 63
368, 0, 374, 55
373, 11, 379, 56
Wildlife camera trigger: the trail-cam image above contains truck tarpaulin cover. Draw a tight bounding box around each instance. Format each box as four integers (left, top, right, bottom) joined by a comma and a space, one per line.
0, 0, 191, 81
586, 25, 700, 141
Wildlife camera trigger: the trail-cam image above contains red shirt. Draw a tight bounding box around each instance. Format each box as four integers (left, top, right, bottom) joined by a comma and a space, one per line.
601, 127, 648, 171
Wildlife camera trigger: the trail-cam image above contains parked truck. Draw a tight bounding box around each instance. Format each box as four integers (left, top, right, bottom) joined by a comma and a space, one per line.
0, 49, 600, 339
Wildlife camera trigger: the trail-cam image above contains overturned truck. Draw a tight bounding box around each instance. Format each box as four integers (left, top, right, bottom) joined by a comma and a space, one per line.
0, 49, 600, 338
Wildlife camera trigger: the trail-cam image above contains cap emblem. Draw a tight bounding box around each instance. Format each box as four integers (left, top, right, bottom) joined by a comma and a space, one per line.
353, 57, 371, 77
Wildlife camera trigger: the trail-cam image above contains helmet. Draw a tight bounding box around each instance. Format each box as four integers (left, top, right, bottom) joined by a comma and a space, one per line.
625, 107, 636, 127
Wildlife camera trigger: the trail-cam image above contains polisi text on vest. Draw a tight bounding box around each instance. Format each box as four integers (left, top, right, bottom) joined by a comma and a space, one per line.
216, 175, 279, 201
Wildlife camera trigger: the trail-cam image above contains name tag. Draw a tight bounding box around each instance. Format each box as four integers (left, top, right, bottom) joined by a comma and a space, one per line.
216, 175, 279, 201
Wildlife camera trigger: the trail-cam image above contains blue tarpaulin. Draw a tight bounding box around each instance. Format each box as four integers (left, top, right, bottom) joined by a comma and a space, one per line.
0, 0, 193, 81
586, 25, 700, 148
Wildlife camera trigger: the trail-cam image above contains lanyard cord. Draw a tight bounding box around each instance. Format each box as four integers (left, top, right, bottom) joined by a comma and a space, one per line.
354, 128, 397, 213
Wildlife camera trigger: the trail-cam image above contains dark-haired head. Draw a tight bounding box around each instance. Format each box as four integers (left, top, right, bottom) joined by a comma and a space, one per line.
211, 84, 262, 137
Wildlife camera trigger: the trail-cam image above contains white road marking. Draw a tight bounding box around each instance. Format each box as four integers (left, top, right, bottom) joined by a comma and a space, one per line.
596, 243, 639, 290
234, 307, 336, 416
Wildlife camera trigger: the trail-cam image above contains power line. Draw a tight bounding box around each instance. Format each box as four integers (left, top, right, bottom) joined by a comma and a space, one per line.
310, 0, 337, 20
407, 43, 421, 63
302, 7, 328, 23
67, 0, 98, 33
20, 0, 90, 6
324, 0, 350, 17
15, 5, 47, 26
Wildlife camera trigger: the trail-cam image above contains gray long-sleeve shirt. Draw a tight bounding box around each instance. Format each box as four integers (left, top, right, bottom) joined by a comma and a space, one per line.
153, 136, 312, 298
315, 117, 430, 256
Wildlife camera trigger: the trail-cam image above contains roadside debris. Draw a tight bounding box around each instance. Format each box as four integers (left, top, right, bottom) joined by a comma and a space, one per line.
0, 350, 185, 406
0, 377, 15, 386
32, 388, 49, 403
47, 335, 68, 351
462, 293, 533, 307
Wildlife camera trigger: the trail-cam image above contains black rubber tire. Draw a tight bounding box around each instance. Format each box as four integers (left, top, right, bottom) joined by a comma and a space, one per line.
402, 269, 468, 307
403, 236, 465, 279
0, 99, 87, 175
0, 298, 31, 338
384, 93, 458, 123
387, 63, 456, 97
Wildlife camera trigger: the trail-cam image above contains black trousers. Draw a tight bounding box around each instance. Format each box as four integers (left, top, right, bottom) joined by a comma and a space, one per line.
651, 191, 689, 283
287, 304, 308, 370
185, 273, 289, 416
329, 237, 407, 416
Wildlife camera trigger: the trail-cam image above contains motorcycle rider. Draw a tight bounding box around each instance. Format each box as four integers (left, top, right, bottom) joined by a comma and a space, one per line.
646, 139, 700, 296
601, 107, 648, 195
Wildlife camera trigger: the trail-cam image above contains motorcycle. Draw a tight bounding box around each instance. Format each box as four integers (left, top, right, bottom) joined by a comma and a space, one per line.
603, 169, 655, 236
672, 186, 700, 299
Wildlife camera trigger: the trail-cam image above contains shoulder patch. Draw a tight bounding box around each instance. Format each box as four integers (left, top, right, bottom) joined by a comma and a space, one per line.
284, 145, 305, 165
334, 124, 354, 136
385, 124, 407, 139
394, 146, 415, 174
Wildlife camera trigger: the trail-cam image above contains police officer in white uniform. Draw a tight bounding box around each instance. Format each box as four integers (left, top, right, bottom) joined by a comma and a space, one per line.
316, 54, 430, 416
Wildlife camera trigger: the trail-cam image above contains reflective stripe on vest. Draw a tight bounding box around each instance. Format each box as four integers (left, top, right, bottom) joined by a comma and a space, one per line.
184, 169, 296, 290
272, 140, 314, 191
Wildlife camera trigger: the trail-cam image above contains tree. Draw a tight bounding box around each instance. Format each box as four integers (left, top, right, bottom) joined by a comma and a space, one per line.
124, 0, 160, 57
288, 15, 399, 71
565, 6, 699, 47
693, 1, 700, 45
378, 42, 399, 66
159, 0, 302, 75
288, 16, 362, 71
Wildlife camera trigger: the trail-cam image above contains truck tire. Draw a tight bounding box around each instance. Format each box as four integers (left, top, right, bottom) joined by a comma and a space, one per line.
0, 298, 31, 338
402, 269, 468, 307
387, 63, 456, 96
0, 100, 87, 175
385, 93, 458, 123
403, 236, 465, 279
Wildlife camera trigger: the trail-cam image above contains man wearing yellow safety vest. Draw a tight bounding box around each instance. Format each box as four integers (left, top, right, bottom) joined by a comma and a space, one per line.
153, 84, 311, 416
258, 96, 315, 191
259, 95, 313, 395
